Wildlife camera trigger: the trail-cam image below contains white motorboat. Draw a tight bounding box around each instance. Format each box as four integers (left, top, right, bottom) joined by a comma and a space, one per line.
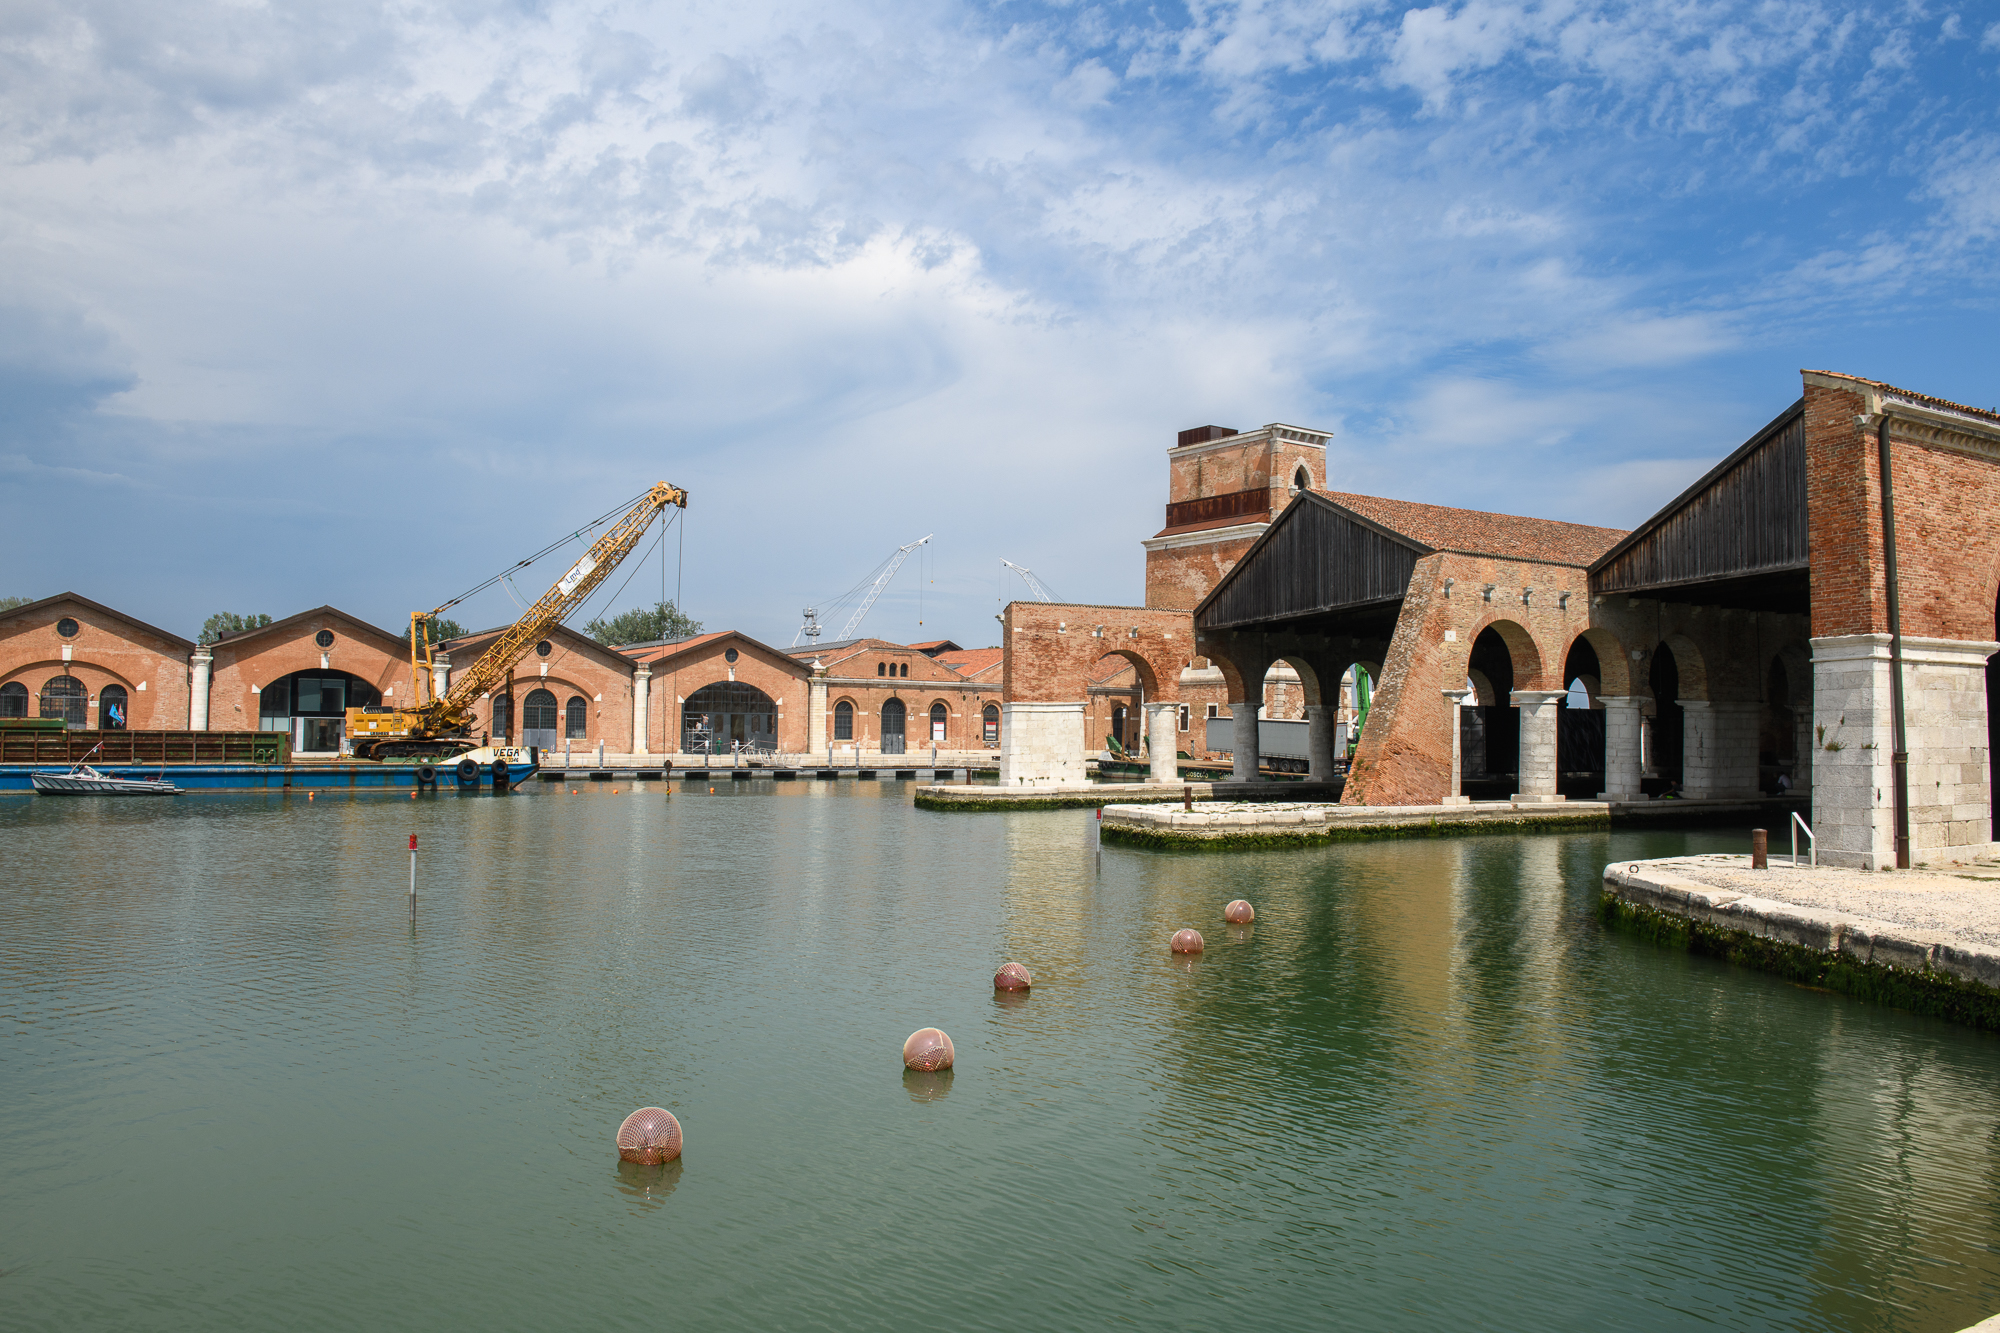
31, 763, 179, 795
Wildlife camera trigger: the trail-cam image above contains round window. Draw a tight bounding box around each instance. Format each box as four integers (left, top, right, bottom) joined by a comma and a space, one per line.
724, 648, 739, 663
314, 630, 335, 649
55, 617, 79, 639
536, 640, 552, 657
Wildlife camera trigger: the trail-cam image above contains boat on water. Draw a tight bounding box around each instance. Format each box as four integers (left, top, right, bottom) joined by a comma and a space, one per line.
32, 763, 180, 795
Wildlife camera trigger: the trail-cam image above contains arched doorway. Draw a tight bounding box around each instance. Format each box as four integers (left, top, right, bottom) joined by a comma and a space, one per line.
681, 681, 776, 754
257, 670, 384, 753
982, 703, 999, 746
833, 699, 854, 741
1111, 704, 1128, 752
40, 674, 87, 727
1650, 645, 1684, 791
522, 688, 559, 748
1558, 636, 1604, 798
1, 681, 29, 719
100, 684, 130, 731
881, 698, 906, 755
1464, 629, 1518, 798
929, 701, 947, 743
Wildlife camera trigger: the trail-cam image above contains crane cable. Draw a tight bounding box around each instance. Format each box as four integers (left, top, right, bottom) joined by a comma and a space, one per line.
430, 488, 653, 619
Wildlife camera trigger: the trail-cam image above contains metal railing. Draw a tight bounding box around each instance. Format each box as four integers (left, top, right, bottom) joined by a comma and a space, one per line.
1791, 811, 1816, 867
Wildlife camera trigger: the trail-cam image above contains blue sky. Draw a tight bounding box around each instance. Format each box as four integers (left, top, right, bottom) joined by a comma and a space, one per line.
3, 0, 1995, 649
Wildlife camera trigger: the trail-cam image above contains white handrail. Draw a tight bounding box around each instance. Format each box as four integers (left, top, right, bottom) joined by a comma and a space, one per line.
1791, 811, 1816, 867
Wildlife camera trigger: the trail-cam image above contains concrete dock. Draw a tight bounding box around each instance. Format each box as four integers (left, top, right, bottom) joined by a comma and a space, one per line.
912, 780, 1343, 812
1603, 854, 2000, 1031
1098, 798, 1611, 846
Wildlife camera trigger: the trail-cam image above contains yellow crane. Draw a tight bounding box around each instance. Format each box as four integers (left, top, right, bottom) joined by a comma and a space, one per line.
346, 481, 689, 761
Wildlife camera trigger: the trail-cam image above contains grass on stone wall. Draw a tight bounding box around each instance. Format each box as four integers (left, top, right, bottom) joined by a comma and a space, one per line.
1599, 892, 2000, 1033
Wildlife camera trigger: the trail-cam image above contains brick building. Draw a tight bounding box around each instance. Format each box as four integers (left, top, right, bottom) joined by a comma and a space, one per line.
0, 593, 194, 730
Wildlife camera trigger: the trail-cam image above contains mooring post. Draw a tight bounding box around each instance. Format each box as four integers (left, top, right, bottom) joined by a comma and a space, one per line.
1751, 828, 1767, 870
408, 833, 418, 924
1183, 784, 1192, 812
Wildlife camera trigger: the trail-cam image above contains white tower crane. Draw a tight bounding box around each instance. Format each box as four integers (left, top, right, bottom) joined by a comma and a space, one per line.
793, 534, 934, 646
1001, 559, 1060, 603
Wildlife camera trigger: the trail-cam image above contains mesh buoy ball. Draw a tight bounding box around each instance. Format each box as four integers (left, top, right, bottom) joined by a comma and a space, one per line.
903, 1028, 955, 1071
616, 1107, 683, 1165
993, 962, 1033, 992
1224, 900, 1255, 925
1171, 928, 1205, 954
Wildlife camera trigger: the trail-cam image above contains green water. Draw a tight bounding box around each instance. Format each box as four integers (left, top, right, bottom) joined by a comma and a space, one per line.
4, 782, 2000, 1331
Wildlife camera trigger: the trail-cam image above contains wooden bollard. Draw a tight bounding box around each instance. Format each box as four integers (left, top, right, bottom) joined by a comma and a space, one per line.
1751, 828, 1768, 869
1183, 785, 1192, 812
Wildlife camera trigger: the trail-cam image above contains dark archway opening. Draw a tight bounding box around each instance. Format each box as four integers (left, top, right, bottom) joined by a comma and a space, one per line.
682, 681, 777, 754
1649, 645, 1683, 794
1558, 637, 1605, 799
1764, 658, 1796, 796
1463, 627, 1518, 799
881, 698, 906, 755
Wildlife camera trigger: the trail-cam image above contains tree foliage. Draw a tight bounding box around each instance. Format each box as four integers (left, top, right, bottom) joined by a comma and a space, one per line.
585, 601, 701, 646
200, 612, 272, 644
404, 615, 468, 646
0, 595, 34, 613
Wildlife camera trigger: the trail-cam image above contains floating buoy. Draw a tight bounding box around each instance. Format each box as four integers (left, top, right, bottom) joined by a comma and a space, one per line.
1224, 900, 1254, 925
308, 792, 314, 801
410, 791, 417, 800
903, 1028, 954, 1071
616, 1107, 683, 1164
993, 962, 1032, 992
1171, 929, 1205, 954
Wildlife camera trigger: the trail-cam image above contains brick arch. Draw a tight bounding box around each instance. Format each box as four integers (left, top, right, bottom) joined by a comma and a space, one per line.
999, 603, 1190, 704
1562, 626, 1632, 698
1092, 647, 1160, 696
1655, 631, 1710, 701
1471, 617, 1547, 691
1275, 655, 1326, 708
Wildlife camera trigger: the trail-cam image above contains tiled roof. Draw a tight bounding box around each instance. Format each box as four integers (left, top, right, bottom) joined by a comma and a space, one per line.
1319, 491, 1627, 567
1151, 512, 1272, 539
1805, 370, 2000, 426
934, 646, 1001, 679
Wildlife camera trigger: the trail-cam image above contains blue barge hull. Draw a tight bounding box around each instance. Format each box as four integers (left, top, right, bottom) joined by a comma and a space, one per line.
0, 761, 539, 793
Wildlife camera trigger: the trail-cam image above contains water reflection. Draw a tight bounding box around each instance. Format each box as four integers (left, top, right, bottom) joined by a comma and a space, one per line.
902, 1069, 953, 1103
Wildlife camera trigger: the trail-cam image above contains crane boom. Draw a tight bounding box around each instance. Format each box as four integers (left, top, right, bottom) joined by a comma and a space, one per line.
837, 534, 931, 641
1001, 559, 1060, 603
348, 480, 688, 759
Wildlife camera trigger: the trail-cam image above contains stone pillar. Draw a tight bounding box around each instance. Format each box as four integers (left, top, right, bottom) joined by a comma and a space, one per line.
807, 662, 828, 755
1792, 706, 1814, 794
631, 663, 651, 756
1811, 634, 2000, 869
1306, 703, 1338, 783
1146, 703, 1179, 784
189, 647, 212, 730
1511, 690, 1566, 802
1599, 696, 1647, 801
1230, 700, 1260, 783
1681, 700, 1717, 797
1440, 689, 1473, 803
997, 701, 1087, 787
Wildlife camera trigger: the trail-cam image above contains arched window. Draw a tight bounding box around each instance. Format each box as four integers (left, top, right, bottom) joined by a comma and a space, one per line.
900, 662, 909, 678
881, 698, 907, 755
834, 700, 854, 741
1293, 464, 1311, 493
877, 662, 887, 677
0, 682, 27, 719
491, 693, 511, 741
930, 701, 947, 741
100, 684, 129, 730
982, 703, 999, 745
521, 688, 558, 747
566, 697, 588, 739
682, 680, 777, 753
40, 674, 86, 727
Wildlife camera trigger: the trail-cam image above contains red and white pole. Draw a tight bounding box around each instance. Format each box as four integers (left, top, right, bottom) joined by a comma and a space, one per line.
409, 833, 418, 925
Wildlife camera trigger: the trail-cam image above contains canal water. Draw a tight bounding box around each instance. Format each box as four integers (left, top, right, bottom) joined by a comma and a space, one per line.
4, 783, 1999, 1332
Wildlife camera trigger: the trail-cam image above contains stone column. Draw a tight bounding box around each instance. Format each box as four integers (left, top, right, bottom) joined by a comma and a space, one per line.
1792, 707, 1814, 794
1511, 690, 1566, 803
1681, 700, 1718, 798
1146, 703, 1179, 784
807, 662, 828, 755
189, 647, 212, 730
1440, 689, 1473, 804
997, 701, 1087, 787
1599, 696, 1647, 801
1306, 703, 1338, 783
1230, 700, 1260, 783
631, 663, 651, 756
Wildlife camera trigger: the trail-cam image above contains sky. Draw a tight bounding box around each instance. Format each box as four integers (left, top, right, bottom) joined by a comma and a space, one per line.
3, 0, 1996, 651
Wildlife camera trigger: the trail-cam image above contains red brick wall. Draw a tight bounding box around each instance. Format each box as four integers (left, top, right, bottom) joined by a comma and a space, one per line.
1001, 603, 1192, 703
645, 636, 808, 752
1145, 532, 1262, 611
0, 596, 192, 729
209, 611, 411, 732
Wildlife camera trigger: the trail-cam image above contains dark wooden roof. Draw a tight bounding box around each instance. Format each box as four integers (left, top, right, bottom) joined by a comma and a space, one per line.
1196, 493, 1426, 631
1590, 400, 1807, 602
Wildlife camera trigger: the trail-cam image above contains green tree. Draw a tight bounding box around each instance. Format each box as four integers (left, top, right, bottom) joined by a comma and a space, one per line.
0, 595, 35, 613
585, 601, 702, 646
199, 612, 272, 644
404, 615, 468, 647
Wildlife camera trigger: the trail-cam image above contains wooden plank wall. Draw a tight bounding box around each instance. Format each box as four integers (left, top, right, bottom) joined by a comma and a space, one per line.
1199, 501, 1423, 629
1, 731, 290, 765
1594, 408, 1807, 593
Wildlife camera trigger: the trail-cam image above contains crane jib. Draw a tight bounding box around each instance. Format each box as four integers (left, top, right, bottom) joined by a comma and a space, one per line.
557, 553, 598, 596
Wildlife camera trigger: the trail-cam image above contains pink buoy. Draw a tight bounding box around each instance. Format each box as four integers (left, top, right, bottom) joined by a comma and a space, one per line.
903, 1027, 954, 1071
1224, 900, 1255, 925
993, 962, 1033, 992
615, 1106, 683, 1164
1171, 928, 1205, 954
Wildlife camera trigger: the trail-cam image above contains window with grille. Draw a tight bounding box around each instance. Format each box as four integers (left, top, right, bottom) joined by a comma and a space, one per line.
834, 700, 853, 740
